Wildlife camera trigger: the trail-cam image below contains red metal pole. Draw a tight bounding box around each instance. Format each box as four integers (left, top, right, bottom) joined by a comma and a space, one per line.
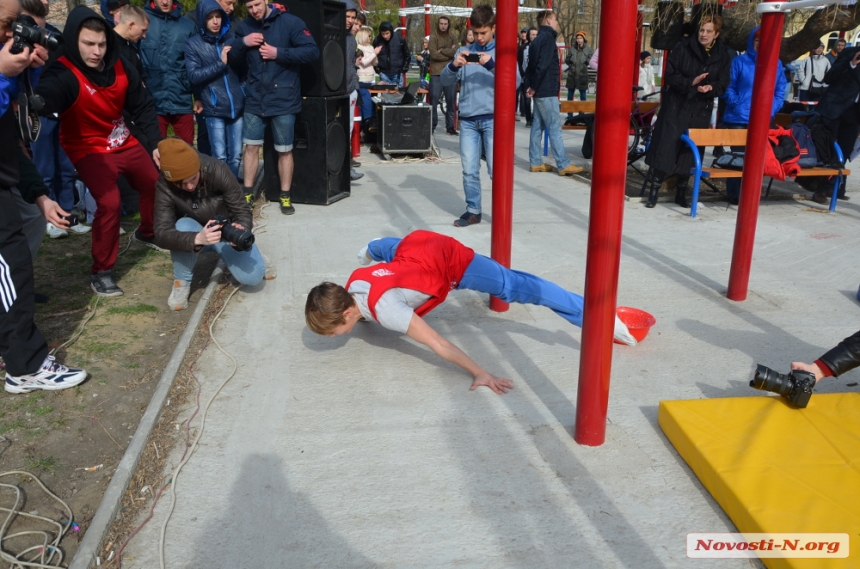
573, 0, 637, 446
401, 0, 407, 36
727, 1, 784, 301
661, 49, 669, 84
558, 46, 563, 99
351, 101, 361, 158
489, 0, 517, 313
359, 0, 365, 10
466, 0, 472, 28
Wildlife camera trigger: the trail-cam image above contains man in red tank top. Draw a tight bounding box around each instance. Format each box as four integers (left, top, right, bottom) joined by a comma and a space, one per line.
36, 6, 163, 297
306, 231, 638, 394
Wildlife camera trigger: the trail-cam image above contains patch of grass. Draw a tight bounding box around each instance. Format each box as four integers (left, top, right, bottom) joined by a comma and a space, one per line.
0, 417, 26, 434
106, 303, 158, 316
32, 405, 53, 417
81, 341, 125, 357
126, 362, 141, 369
51, 417, 68, 429
25, 455, 59, 473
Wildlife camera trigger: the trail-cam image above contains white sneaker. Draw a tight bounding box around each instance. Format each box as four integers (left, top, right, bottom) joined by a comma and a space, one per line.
262, 254, 277, 280
167, 279, 191, 311
46, 222, 68, 239
68, 223, 92, 234
357, 238, 381, 266
613, 314, 637, 346
5, 355, 88, 393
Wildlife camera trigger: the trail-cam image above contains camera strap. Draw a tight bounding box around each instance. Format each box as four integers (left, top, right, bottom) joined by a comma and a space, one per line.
17, 72, 41, 143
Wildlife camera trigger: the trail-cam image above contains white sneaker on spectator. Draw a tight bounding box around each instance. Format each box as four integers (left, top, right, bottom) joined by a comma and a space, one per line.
46, 222, 68, 239
5, 355, 88, 393
167, 279, 190, 310
68, 223, 92, 234
263, 254, 277, 280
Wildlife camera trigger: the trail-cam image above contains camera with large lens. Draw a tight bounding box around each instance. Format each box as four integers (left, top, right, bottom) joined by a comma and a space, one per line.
749, 364, 816, 408
208, 215, 254, 252
10, 14, 64, 55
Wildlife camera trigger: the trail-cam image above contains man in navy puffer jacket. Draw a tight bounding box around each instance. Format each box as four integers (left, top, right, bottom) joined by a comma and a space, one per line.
140, 0, 196, 145
722, 27, 785, 204
228, 0, 318, 215
185, 0, 245, 178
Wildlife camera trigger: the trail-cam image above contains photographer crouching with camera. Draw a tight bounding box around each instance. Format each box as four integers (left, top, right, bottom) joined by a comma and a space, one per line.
0, 0, 89, 392
750, 329, 860, 409
154, 138, 274, 311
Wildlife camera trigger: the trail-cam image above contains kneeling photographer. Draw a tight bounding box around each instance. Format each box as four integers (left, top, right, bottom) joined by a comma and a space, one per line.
751, 328, 860, 408
154, 138, 273, 311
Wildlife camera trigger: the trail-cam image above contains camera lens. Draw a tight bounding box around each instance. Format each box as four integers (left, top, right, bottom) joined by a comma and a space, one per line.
220, 223, 255, 252
750, 364, 794, 397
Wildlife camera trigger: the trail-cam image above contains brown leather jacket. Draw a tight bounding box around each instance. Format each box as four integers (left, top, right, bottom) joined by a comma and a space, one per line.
153, 154, 252, 252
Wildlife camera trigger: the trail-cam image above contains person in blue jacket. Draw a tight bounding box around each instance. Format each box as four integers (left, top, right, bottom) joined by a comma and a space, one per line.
185, 0, 245, 179
228, 0, 318, 215
722, 27, 786, 205
139, 0, 196, 145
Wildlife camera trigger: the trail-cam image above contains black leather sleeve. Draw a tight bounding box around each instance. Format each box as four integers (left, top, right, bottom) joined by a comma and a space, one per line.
818, 329, 860, 377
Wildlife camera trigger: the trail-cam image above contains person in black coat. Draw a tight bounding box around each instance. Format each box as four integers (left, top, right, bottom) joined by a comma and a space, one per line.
792, 328, 860, 387
818, 46, 860, 177
644, 15, 732, 208
373, 21, 410, 85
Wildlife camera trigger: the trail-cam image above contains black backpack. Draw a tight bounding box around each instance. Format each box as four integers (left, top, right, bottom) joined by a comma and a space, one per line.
789, 121, 818, 168
810, 122, 839, 167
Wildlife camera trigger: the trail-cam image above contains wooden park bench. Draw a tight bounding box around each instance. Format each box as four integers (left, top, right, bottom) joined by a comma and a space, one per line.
558, 100, 659, 130
681, 128, 849, 218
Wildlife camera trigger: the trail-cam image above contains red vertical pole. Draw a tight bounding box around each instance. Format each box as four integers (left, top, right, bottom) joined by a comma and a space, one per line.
359, 0, 365, 10
661, 49, 669, 84
727, 1, 784, 301
573, 0, 637, 446
400, 0, 407, 36
466, 0, 472, 28
489, 0, 517, 313
633, 0, 644, 92
558, 46, 563, 99
351, 102, 361, 158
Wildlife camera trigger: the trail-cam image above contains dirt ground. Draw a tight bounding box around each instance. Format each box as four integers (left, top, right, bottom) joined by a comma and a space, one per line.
0, 215, 216, 564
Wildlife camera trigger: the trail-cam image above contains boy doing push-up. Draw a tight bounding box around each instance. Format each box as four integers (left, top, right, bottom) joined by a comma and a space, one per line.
306, 230, 637, 394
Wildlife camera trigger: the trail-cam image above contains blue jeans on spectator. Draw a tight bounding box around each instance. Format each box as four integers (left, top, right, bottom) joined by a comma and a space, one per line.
171, 217, 265, 285
530, 97, 570, 170
206, 116, 243, 178
722, 122, 746, 202
30, 117, 77, 211
459, 118, 493, 215
380, 72, 401, 85
566, 88, 587, 119
359, 83, 374, 120
367, 238, 585, 328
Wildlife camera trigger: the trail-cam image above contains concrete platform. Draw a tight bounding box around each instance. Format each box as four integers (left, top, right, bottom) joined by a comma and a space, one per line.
121, 125, 860, 568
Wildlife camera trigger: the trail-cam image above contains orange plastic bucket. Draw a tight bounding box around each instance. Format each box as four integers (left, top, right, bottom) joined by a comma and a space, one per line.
615, 306, 656, 344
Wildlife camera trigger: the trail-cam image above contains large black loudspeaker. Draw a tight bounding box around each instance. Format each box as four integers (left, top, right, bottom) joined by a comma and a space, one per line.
267, 96, 350, 205
651, 1, 685, 50
689, 2, 723, 34
284, 0, 346, 97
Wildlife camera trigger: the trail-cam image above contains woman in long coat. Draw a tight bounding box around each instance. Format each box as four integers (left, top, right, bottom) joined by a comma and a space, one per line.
644, 15, 732, 208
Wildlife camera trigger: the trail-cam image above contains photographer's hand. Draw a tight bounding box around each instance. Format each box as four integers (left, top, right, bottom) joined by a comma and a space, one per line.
195, 221, 222, 246
790, 362, 825, 383
34, 195, 69, 229
29, 45, 48, 68
0, 38, 34, 77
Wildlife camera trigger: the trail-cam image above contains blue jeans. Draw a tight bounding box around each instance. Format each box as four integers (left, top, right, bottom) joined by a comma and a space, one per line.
380, 72, 401, 85
459, 118, 493, 215
367, 238, 584, 328
359, 83, 374, 120
206, 116, 243, 178
566, 88, 587, 118
530, 97, 570, 170
30, 117, 77, 211
171, 217, 265, 285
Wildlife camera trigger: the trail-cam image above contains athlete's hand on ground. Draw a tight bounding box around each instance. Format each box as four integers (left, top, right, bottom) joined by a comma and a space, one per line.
470, 372, 514, 394
259, 43, 278, 60
790, 361, 825, 383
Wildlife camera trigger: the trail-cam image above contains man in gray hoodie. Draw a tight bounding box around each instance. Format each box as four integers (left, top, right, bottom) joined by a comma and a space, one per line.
441, 5, 518, 227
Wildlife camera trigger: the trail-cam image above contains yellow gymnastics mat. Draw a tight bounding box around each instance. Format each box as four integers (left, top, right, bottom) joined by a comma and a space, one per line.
658, 393, 860, 569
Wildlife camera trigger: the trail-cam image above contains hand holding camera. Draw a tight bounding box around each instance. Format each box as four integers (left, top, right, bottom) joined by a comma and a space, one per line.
198, 216, 255, 251
749, 364, 816, 408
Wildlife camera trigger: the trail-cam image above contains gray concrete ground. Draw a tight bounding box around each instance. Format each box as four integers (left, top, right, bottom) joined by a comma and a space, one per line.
121, 124, 860, 568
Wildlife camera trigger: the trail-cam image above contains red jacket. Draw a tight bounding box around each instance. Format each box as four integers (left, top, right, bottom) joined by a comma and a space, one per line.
346, 231, 475, 320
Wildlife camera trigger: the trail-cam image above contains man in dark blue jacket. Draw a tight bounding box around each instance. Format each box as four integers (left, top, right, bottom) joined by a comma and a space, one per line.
140, 0, 196, 145
524, 11, 582, 177
229, 0, 318, 215
185, 0, 245, 178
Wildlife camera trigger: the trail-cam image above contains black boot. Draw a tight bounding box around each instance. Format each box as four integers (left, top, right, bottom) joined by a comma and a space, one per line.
645, 172, 664, 208
674, 178, 690, 208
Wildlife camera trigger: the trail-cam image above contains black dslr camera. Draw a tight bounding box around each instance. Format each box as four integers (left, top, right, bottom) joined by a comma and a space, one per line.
208, 215, 254, 252
749, 364, 816, 408
10, 14, 63, 55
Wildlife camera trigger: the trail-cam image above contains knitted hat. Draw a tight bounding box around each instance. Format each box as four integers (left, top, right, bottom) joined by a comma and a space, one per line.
575, 30, 586, 39
640, 50, 651, 60
107, 0, 128, 11
158, 138, 200, 182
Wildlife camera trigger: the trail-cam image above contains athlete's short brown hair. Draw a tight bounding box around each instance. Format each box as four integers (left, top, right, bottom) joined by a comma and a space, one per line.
305, 282, 356, 335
